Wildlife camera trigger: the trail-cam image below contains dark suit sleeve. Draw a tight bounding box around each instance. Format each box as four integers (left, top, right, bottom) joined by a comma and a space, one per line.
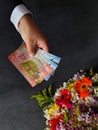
0, 0, 24, 18
8, 0, 24, 13
0, 0, 32, 30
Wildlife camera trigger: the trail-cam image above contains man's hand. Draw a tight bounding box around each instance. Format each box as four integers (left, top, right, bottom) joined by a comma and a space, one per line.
18, 14, 49, 57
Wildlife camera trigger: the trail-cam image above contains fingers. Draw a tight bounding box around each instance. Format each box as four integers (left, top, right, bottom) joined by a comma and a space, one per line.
37, 41, 49, 52
26, 41, 36, 57
26, 40, 49, 57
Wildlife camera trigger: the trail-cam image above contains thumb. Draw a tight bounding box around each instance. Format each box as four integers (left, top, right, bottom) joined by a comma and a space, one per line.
26, 41, 36, 57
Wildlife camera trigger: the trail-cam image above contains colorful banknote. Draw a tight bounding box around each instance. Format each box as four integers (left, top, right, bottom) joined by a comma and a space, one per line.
8, 44, 61, 87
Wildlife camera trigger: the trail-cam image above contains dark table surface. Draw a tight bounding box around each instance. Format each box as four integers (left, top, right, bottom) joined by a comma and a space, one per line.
0, 0, 98, 130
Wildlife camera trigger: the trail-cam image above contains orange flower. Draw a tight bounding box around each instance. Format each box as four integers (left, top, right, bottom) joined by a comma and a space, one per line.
75, 77, 92, 98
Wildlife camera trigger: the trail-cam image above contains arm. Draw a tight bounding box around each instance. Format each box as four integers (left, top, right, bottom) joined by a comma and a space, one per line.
9, 0, 49, 56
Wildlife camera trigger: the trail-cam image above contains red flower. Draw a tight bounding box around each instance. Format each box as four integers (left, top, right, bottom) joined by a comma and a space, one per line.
50, 114, 63, 130
56, 89, 72, 109
75, 77, 92, 98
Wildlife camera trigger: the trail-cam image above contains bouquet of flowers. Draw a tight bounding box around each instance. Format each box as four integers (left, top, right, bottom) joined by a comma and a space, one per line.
32, 69, 98, 130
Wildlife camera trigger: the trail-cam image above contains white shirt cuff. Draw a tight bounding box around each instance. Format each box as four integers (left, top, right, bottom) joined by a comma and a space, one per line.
10, 4, 32, 31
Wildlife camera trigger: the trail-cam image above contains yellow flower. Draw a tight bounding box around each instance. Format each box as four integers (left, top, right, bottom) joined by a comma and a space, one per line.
67, 82, 76, 91
48, 104, 60, 117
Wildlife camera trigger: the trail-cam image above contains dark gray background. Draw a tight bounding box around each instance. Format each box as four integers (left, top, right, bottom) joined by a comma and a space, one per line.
0, 0, 98, 130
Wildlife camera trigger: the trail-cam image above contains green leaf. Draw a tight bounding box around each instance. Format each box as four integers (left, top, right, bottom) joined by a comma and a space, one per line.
89, 67, 94, 76
63, 112, 69, 123
31, 85, 54, 109
76, 104, 81, 117
48, 84, 53, 98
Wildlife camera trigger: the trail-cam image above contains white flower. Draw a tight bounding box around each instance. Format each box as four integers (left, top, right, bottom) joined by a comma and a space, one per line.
44, 109, 50, 120
94, 86, 98, 96
92, 73, 98, 82
44, 127, 50, 130
63, 82, 67, 88
85, 96, 96, 106
71, 91, 79, 103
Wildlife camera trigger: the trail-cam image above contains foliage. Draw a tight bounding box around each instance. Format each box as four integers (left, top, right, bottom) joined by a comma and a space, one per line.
31, 85, 54, 110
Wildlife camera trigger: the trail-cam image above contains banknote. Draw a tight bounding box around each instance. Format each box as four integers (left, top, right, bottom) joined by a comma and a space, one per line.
8, 44, 54, 87
38, 49, 61, 79
38, 49, 61, 64
8, 43, 61, 87
37, 49, 59, 81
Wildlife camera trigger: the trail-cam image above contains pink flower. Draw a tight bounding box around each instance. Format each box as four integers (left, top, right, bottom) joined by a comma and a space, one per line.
56, 89, 72, 109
